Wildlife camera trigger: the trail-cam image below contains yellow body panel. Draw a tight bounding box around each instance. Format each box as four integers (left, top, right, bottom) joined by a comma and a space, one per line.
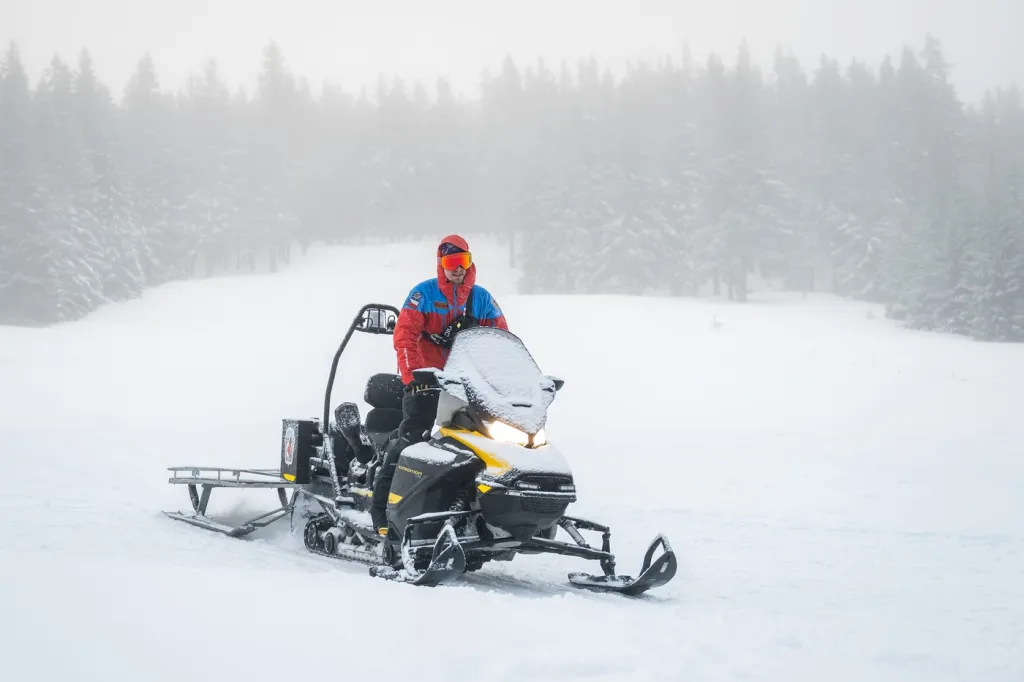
439, 427, 512, 475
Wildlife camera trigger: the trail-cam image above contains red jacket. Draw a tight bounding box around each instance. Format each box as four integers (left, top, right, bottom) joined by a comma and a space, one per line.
393, 235, 509, 384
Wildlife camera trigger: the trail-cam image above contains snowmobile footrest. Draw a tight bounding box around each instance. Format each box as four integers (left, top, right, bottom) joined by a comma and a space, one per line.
567, 534, 677, 597
369, 524, 467, 587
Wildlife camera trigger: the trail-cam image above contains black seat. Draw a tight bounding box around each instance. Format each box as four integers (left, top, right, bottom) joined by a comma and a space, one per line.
330, 374, 405, 479
364, 373, 404, 410
363, 373, 404, 443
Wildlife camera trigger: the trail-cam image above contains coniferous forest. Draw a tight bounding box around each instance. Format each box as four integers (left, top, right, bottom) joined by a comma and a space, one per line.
1, 37, 1022, 340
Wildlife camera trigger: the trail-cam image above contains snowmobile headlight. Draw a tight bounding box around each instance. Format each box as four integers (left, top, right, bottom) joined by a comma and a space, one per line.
484, 419, 529, 445
531, 429, 546, 447
515, 480, 542, 490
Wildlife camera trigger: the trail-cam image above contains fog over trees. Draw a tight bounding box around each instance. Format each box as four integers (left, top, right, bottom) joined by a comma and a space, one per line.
1, 36, 1022, 340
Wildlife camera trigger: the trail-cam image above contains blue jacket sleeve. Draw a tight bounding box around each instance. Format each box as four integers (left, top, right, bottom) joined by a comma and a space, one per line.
473, 287, 508, 330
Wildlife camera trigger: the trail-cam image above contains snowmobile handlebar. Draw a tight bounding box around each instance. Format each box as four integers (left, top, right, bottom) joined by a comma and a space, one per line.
322, 304, 401, 429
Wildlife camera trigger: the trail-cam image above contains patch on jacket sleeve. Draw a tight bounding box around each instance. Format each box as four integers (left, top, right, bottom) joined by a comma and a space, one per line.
407, 290, 422, 308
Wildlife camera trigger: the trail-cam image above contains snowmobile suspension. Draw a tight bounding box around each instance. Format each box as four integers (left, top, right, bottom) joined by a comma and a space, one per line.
448, 487, 472, 513
559, 516, 616, 577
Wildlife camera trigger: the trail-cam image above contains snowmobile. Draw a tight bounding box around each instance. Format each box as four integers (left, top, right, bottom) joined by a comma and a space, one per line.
164, 303, 677, 596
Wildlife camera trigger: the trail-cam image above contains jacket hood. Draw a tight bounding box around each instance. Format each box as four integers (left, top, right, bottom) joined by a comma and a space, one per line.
436, 234, 476, 300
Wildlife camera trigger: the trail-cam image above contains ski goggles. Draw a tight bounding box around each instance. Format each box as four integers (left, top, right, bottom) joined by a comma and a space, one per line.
439, 251, 472, 271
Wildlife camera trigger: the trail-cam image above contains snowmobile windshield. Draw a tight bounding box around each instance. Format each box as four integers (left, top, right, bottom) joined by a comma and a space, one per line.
437, 326, 557, 435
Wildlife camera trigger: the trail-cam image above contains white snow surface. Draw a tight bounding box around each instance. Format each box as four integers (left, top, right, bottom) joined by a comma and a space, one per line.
2, 236, 1023, 682
402, 440, 460, 466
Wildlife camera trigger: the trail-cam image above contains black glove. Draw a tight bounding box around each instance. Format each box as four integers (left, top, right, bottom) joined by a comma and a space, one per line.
439, 315, 478, 346
422, 314, 479, 349
406, 370, 439, 395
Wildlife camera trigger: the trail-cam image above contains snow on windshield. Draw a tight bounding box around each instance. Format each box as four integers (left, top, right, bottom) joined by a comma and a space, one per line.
438, 327, 556, 434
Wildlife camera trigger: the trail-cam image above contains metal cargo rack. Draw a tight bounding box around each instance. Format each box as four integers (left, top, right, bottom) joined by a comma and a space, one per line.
164, 466, 302, 538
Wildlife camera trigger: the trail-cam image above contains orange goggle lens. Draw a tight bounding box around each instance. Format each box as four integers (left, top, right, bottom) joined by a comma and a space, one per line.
440, 252, 472, 270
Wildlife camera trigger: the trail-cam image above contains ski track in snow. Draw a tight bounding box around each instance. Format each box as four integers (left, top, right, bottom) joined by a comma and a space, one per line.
2, 236, 1023, 681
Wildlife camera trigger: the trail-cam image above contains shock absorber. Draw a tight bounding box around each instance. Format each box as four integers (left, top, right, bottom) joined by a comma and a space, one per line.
445, 486, 472, 532
448, 486, 471, 513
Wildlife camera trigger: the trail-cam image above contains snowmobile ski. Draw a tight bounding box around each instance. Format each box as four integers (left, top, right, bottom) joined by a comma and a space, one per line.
369, 524, 467, 587
567, 534, 677, 597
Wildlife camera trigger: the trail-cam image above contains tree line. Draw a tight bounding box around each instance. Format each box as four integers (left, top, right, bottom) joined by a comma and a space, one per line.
0, 37, 1022, 340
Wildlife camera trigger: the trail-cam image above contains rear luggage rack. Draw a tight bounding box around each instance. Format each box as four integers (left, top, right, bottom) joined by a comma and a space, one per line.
164, 466, 301, 538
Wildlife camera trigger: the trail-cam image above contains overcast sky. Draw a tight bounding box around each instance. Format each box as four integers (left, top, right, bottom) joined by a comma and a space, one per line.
2, 0, 1019, 104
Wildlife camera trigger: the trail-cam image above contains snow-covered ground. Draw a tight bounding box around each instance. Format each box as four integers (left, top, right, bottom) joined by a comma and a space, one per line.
2, 235, 1022, 682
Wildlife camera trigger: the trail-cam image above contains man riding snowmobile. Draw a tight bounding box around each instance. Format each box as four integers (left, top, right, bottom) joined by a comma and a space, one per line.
369, 235, 508, 536
165, 242, 679, 594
